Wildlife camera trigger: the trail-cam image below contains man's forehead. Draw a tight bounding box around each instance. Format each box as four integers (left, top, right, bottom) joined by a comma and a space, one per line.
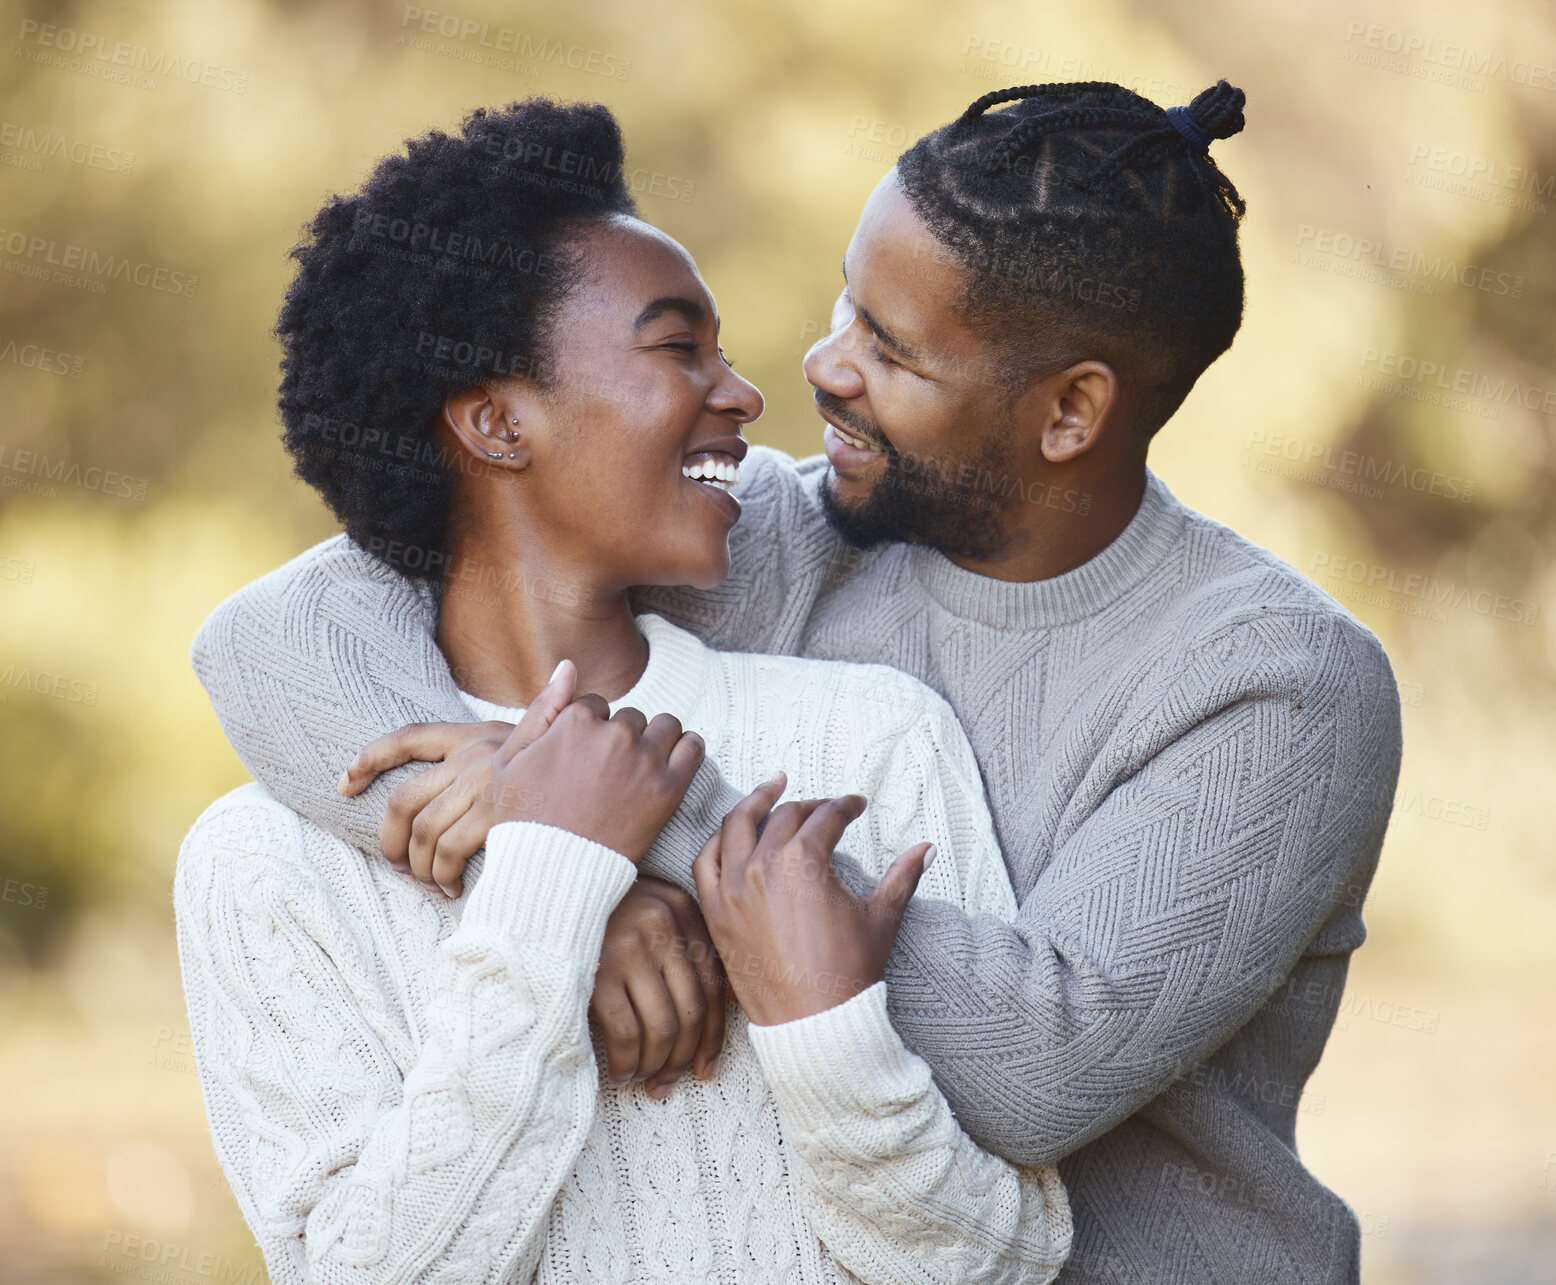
847, 178, 973, 357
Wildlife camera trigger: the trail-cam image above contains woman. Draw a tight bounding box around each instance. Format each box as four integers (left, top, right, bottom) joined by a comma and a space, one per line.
175, 99, 1069, 1283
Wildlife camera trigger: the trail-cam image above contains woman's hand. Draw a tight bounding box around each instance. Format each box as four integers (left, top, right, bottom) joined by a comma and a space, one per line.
488, 693, 704, 862
693, 774, 934, 1026
340, 660, 705, 894
591, 876, 728, 1097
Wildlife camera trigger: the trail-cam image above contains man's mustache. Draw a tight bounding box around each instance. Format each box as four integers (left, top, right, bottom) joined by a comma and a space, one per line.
813, 391, 891, 453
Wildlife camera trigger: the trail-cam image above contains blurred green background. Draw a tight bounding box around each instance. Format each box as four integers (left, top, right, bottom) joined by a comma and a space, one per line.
2, 0, 1553, 1280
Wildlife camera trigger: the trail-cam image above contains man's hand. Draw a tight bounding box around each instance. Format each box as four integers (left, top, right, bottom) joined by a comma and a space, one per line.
591, 876, 728, 1098
693, 774, 934, 1026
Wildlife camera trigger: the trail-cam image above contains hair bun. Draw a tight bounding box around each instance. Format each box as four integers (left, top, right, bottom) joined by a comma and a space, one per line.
1189, 80, 1246, 141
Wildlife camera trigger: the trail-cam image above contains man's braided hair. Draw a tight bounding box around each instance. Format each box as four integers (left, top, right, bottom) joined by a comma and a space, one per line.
896, 80, 1247, 433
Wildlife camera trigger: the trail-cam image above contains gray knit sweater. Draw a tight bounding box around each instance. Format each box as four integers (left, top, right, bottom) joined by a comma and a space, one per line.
191, 447, 1401, 1285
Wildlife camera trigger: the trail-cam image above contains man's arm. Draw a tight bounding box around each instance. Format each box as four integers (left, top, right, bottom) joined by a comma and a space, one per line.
835, 611, 1401, 1167
190, 534, 744, 892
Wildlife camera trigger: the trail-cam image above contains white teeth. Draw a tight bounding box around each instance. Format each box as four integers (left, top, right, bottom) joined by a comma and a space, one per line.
682, 457, 739, 491
833, 424, 875, 451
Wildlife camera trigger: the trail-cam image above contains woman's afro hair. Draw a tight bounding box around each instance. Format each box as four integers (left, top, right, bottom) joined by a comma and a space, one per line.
276, 98, 637, 580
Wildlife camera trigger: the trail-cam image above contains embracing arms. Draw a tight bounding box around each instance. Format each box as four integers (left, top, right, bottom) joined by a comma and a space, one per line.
194, 464, 1402, 1174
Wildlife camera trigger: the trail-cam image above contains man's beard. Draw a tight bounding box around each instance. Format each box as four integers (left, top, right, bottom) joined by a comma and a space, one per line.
816, 397, 1014, 559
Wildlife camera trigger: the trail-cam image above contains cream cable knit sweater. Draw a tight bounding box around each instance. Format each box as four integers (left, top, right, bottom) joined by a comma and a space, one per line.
175, 613, 1070, 1284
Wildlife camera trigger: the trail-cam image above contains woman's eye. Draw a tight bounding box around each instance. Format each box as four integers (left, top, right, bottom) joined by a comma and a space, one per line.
719, 347, 736, 370
660, 341, 699, 354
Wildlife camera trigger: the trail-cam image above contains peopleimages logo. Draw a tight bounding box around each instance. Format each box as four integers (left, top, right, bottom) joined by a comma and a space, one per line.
0, 121, 135, 174
1342, 21, 1556, 92
0, 227, 197, 297
1295, 225, 1524, 297
1311, 553, 1539, 626
15, 18, 250, 93
1359, 347, 1556, 414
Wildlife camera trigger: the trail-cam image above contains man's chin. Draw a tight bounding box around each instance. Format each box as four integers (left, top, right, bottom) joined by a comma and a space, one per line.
820, 463, 1008, 559
818, 470, 895, 550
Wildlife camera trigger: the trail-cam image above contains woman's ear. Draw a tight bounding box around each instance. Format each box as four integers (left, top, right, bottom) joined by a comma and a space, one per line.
441, 386, 532, 470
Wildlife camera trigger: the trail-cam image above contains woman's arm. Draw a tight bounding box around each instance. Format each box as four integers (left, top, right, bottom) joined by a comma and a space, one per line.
175, 792, 635, 1285
747, 985, 1070, 1285
696, 684, 1069, 1284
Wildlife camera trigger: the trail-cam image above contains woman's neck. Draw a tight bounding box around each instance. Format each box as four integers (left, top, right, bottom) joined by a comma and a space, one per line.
435, 547, 649, 709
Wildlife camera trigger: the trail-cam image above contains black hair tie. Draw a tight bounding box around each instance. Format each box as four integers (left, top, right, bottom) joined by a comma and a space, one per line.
1165, 105, 1211, 153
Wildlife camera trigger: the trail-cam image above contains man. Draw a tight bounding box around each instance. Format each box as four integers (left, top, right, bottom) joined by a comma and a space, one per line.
194, 81, 1400, 1283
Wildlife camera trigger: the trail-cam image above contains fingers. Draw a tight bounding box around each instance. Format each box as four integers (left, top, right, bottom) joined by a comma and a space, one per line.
428, 808, 493, 898
790, 793, 868, 862
590, 982, 642, 1087
692, 828, 724, 905
667, 731, 706, 784
864, 841, 934, 927
716, 772, 789, 865
642, 948, 710, 1098
691, 951, 728, 1080
407, 788, 477, 893
570, 692, 611, 720
380, 760, 461, 867
341, 722, 495, 796
493, 661, 577, 768
640, 711, 685, 759
753, 796, 831, 853
623, 964, 696, 1090
609, 706, 648, 736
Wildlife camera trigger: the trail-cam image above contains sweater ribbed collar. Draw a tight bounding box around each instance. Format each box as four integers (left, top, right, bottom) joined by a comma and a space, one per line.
456, 612, 714, 723
906, 468, 1186, 629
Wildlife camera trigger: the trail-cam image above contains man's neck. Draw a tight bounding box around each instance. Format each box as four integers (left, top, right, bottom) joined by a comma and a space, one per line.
942, 466, 1147, 583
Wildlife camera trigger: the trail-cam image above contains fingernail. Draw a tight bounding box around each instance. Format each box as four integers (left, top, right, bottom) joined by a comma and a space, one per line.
550, 659, 567, 683
337, 770, 351, 793
610, 1071, 632, 1085
438, 883, 457, 899
922, 844, 937, 872
701, 1056, 720, 1079
647, 1083, 671, 1100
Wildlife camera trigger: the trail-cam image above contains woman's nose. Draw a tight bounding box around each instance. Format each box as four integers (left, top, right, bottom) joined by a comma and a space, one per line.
715, 368, 765, 424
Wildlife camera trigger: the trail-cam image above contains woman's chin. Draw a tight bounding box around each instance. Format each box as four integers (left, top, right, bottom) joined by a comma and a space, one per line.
651, 549, 730, 593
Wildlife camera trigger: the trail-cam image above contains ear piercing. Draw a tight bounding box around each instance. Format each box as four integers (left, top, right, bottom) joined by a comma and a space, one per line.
486, 426, 521, 460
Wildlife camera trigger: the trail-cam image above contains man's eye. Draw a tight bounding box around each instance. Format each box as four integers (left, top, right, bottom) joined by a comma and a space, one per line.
871, 344, 897, 367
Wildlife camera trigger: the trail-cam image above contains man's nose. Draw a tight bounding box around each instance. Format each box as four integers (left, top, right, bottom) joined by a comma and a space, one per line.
802, 327, 865, 401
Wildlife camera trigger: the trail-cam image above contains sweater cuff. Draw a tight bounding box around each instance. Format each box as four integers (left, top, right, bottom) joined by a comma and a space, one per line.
460, 820, 637, 957
746, 981, 925, 1124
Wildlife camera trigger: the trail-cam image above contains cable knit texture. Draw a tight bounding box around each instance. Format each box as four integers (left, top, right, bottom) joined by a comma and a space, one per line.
189, 447, 1401, 1285
177, 614, 1070, 1284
